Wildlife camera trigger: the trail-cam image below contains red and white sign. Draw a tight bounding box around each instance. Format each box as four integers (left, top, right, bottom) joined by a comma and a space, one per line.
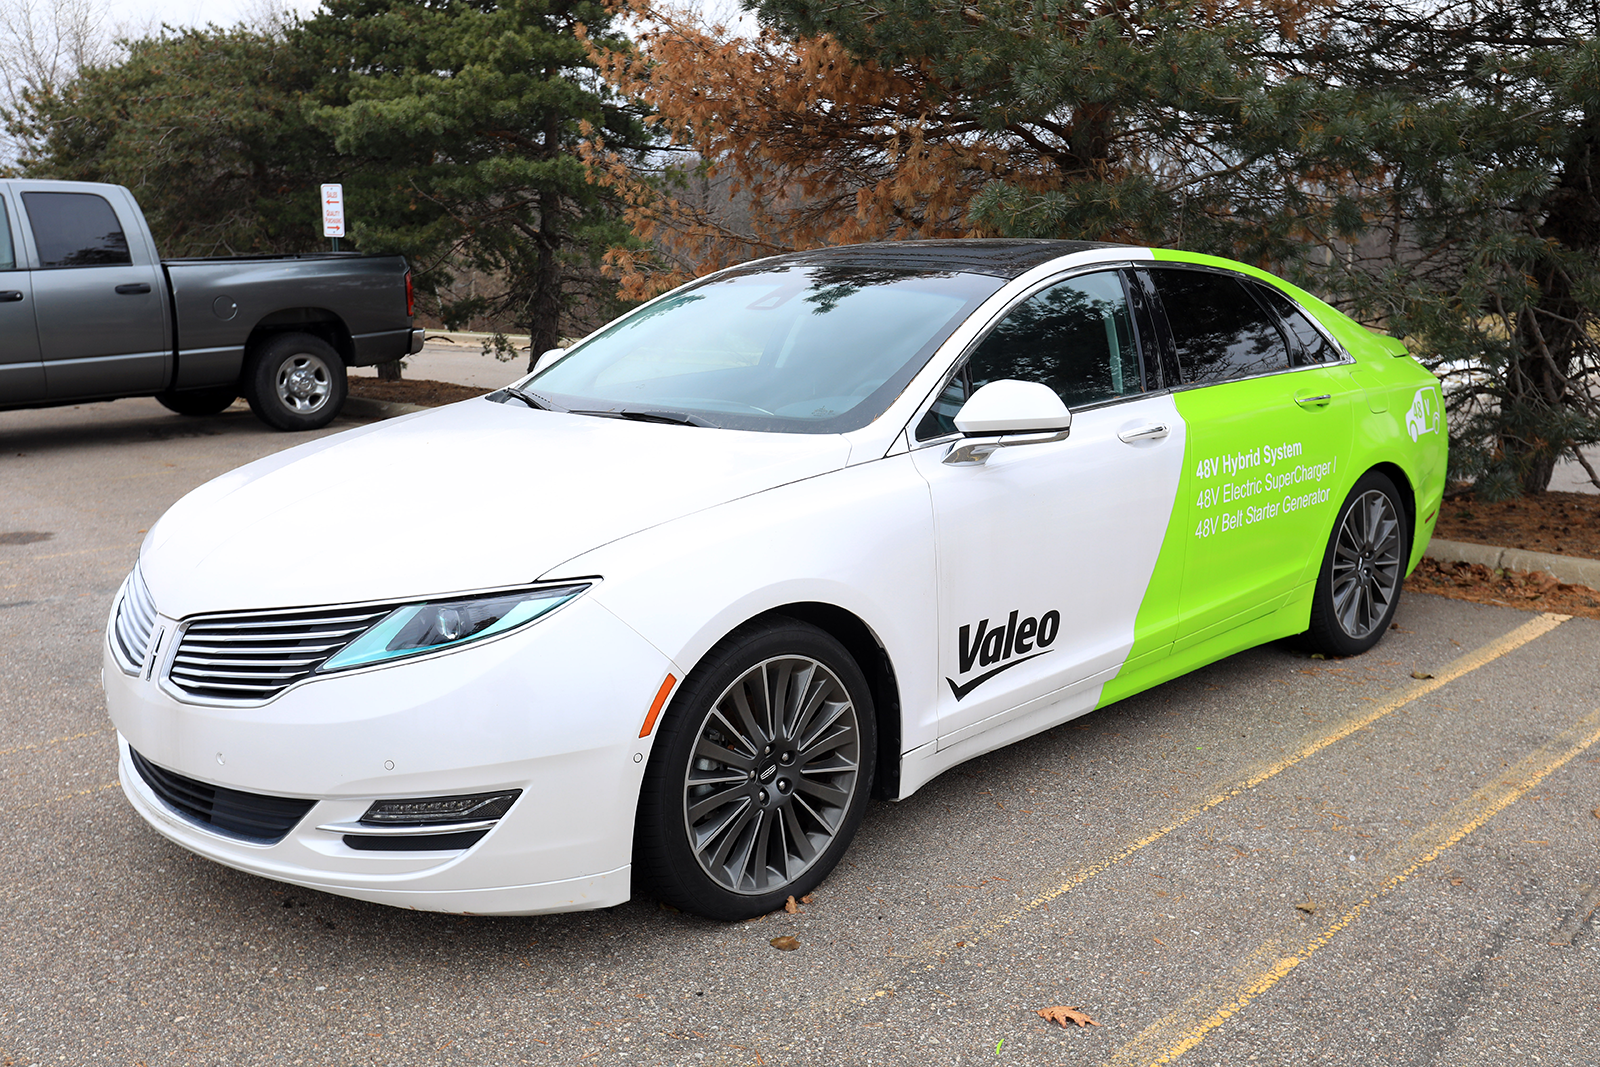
321, 184, 345, 238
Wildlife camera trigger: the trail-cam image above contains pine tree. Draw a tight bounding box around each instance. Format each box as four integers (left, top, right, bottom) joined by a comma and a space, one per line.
302, 0, 653, 365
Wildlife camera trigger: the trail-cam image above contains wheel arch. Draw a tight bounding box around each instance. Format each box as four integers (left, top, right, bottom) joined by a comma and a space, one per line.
246, 309, 356, 365
1367, 460, 1420, 566
706, 601, 904, 801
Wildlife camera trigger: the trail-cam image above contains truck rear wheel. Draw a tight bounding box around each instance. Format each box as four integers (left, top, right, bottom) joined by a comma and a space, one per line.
156, 386, 237, 417
244, 333, 347, 431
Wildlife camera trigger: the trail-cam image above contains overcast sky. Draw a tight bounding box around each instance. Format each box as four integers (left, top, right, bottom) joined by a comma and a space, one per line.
95, 0, 754, 37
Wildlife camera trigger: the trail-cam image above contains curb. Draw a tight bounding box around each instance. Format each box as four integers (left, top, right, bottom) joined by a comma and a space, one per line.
343, 396, 428, 420
1425, 537, 1600, 589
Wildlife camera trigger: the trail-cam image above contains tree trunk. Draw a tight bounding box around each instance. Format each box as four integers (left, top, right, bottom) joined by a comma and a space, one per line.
525, 107, 566, 374
1508, 126, 1600, 494
376, 359, 403, 381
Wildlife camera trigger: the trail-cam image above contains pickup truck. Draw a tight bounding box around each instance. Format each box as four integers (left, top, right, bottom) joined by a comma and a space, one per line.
0, 179, 424, 430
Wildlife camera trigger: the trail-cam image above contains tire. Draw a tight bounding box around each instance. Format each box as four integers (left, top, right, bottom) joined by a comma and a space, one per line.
243, 333, 347, 431
634, 618, 877, 920
1302, 471, 1409, 657
155, 386, 237, 417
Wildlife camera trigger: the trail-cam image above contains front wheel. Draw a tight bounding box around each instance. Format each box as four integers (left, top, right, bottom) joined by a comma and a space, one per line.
633, 618, 876, 920
243, 333, 347, 431
1303, 471, 1409, 657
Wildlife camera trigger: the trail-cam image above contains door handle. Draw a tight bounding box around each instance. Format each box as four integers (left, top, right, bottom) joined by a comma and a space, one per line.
0, 290, 22, 303
1294, 393, 1333, 408
1117, 423, 1169, 444
115, 283, 152, 295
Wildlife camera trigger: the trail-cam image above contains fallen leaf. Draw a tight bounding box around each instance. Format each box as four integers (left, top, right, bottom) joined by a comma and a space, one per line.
1295, 901, 1318, 914
1411, 669, 1434, 679
1037, 1005, 1101, 1029
801, 892, 815, 904
1592, 808, 1599, 820
770, 935, 800, 951
784, 896, 800, 914
1310, 653, 1326, 660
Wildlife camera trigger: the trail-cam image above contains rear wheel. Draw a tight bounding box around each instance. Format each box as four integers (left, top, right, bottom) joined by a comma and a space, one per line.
243, 332, 347, 431
634, 618, 876, 920
155, 386, 236, 417
1303, 471, 1409, 657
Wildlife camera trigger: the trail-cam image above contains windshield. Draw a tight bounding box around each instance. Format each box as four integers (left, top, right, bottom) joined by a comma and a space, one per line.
516, 264, 1005, 433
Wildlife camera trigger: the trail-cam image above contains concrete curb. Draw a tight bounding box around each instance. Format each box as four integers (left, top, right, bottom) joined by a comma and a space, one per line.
343, 396, 428, 420
1426, 537, 1600, 589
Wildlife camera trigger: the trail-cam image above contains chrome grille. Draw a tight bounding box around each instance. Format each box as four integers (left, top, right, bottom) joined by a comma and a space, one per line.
112, 569, 158, 672
168, 605, 390, 701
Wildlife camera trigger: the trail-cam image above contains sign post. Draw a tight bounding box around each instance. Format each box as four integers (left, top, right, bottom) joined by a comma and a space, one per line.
321, 183, 345, 251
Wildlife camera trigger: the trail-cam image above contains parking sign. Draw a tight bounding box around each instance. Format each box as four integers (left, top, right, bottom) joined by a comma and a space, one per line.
321, 184, 345, 238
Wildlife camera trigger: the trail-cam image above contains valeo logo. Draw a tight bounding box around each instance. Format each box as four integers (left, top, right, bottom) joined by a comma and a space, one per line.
947, 608, 1060, 701
1404, 386, 1441, 443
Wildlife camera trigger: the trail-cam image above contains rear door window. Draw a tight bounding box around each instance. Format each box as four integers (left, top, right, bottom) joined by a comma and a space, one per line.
23, 192, 133, 268
1151, 268, 1292, 384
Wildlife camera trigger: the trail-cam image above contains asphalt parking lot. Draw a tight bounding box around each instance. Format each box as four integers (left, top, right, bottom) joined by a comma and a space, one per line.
3, 397, 1598, 1067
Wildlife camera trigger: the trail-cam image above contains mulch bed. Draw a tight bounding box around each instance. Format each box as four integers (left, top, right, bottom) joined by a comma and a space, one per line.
1405, 558, 1600, 621
347, 376, 487, 407
1432, 489, 1600, 560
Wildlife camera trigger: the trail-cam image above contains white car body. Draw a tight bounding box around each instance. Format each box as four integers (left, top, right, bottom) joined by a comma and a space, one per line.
103, 241, 1446, 916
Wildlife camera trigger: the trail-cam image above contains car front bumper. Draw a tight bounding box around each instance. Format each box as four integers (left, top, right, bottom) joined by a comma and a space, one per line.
104, 595, 676, 915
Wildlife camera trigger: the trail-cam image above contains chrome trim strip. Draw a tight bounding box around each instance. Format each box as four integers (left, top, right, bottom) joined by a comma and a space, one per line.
314, 819, 502, 837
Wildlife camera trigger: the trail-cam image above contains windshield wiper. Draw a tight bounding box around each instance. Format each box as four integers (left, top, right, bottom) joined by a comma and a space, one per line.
498, 385, 554, 411
567, 407, 712, 427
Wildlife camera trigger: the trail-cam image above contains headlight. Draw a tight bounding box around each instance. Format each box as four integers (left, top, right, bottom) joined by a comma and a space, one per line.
319, 584, 588, 673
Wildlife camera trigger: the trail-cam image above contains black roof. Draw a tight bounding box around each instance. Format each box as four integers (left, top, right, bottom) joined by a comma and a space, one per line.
758, 239, 1131, 279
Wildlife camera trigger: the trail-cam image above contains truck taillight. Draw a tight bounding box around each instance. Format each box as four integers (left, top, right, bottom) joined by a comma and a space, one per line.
404, 270, 415, 318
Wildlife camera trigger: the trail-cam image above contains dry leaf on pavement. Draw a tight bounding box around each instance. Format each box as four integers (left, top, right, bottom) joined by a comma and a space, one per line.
1037, 1005, 1101, 1029
1410, 669, 1435, 679
770, 936, 800, 951
784, 895, 799, 914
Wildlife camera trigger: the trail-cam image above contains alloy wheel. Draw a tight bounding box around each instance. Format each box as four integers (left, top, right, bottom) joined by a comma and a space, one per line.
682, 655, 862, 895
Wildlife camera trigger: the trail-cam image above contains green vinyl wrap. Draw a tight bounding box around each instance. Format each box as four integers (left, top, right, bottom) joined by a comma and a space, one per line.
1096, 250, 1448, 708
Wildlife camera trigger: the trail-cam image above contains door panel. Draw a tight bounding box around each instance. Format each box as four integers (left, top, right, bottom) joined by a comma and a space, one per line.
916, 395, 1186, 745
911, 269, 1185, 746
0, 194, 44, 404
21, 190, 169, 399
1145, 264, 1357, 647
1170, 367, 1356, 649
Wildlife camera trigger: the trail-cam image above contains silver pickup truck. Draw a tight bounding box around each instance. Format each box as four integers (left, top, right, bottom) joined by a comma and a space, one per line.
0, 179, 424, 430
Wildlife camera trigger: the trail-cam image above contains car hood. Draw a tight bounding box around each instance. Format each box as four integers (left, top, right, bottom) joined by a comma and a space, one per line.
141, 398, 853, 618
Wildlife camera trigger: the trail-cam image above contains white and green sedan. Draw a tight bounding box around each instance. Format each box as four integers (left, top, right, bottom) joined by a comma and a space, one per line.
104, 241, 1447, 920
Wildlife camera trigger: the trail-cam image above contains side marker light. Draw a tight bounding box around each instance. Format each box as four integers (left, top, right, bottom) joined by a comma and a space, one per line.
639, 674, 677, 738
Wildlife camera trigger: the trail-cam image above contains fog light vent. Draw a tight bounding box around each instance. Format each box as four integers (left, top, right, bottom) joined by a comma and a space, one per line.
359, 790, 521, 826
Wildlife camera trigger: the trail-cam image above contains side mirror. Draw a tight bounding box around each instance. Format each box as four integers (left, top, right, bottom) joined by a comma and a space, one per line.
946, 380, 1071, 465
531, 347, 566, 375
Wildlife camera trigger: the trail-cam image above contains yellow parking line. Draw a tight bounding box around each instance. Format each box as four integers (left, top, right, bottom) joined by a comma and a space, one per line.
970, 611, 1569, 943
839, 611, 1569, 1009
1105, 701, 1600, 1067
10, 780, 121, 813
0, 727, 109, 759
